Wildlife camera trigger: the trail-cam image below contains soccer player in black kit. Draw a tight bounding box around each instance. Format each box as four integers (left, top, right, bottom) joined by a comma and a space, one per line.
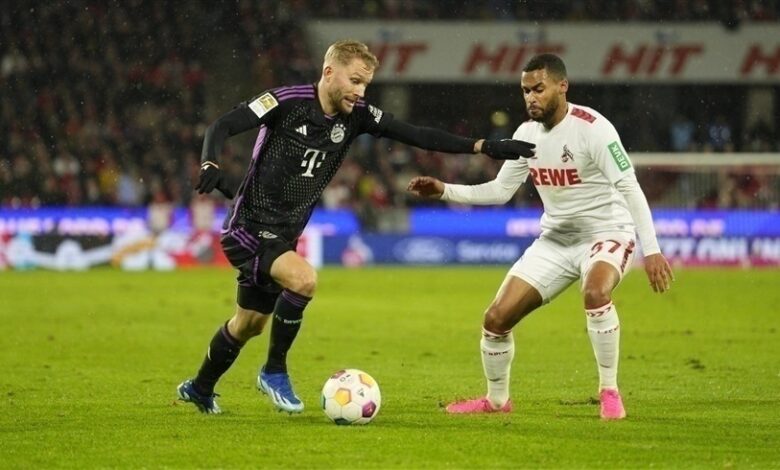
177, 40, 535, 414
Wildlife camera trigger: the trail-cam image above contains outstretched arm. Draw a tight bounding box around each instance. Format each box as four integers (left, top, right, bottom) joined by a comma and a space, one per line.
382, 119, 535, 160
408, 160, 529, 205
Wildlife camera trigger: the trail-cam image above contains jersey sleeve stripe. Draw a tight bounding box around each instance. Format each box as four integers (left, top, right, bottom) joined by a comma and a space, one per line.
276, 92, 315, 102
571, 107, 597, 123
276, 90, 315, 97
272, 84, 314, 94
276, 88, 315, 98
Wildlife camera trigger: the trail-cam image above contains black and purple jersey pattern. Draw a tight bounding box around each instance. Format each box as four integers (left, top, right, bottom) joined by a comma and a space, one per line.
223, 84, 392, 243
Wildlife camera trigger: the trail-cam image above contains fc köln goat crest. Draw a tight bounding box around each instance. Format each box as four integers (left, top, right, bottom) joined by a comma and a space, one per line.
561, 144, 574, 163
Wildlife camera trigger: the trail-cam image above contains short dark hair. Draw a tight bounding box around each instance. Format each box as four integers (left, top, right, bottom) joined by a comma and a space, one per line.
523, 54, 567, 80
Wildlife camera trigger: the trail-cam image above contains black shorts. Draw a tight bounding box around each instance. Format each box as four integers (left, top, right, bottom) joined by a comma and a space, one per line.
220, 226, 294, 313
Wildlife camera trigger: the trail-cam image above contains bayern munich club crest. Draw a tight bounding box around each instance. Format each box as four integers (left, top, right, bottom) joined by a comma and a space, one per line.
330, 123, 346, 143
561, 144, 574, 163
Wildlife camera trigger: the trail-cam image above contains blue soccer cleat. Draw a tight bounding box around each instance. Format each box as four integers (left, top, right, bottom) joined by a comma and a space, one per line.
257, 368, 304, 414
177, 379, 222, 414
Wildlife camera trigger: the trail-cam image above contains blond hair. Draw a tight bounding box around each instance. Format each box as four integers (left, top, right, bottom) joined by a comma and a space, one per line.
323, 40, 379, 70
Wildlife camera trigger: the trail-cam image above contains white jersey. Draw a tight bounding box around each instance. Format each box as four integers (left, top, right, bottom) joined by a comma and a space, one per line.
513, 103, 634, 235
442, 102, 660, 254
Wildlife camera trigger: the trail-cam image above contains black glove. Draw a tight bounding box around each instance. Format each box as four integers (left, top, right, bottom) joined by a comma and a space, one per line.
195, 161, 234, 199
481, 139, 536, 160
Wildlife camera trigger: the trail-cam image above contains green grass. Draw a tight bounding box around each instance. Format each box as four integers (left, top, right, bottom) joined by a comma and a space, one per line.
1, 267, 779, 468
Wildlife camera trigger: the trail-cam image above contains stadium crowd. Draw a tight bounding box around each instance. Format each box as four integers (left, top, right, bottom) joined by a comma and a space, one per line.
1, 1, 778, 213
312, 0, 779, 23
1, 2, 214, 208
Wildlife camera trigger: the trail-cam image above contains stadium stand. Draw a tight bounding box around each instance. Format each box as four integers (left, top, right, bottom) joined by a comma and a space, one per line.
1, 1, 778, 212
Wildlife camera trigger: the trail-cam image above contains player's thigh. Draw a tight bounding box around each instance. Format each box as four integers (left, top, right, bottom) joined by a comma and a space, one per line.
484, 274, 544, 331
221, 227, 293, 294
508, 237, 579, 304
220, 227, 260, 270
578, 233, 636, 292
269, 250, 317, 294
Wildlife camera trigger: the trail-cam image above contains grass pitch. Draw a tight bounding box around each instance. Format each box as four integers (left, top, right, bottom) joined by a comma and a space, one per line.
1, 267, 779, 468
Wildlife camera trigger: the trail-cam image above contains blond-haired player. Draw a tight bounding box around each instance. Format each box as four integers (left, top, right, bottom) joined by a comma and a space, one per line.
177, 40, 535, 414
408, 54, 673, 420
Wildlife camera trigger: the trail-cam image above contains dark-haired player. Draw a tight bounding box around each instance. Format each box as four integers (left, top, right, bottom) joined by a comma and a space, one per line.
408, 54, 673, 420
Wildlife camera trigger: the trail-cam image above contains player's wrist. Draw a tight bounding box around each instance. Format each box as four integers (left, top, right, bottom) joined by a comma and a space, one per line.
439, 183, 450, 201
473, 139, 484, 154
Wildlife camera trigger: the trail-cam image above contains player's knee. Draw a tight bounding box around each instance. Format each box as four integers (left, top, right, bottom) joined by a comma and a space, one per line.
287, 268, 317, 297
582, 285, 612, 310
483, 305, 512, 334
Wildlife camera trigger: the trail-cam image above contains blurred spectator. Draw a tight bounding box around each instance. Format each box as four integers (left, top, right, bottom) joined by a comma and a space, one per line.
744, 120, 776, 152
488, 111, 514, 140
669, 114, 697, 152
1, 0, 778, 213
706, 114, 735, 152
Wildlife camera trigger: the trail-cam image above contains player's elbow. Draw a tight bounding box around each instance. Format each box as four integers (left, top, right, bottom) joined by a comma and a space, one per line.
206, 115, 235, 141
203, 121, 220, 142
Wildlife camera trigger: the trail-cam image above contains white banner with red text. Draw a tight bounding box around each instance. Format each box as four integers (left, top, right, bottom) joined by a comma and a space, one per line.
306, 21, 780, 83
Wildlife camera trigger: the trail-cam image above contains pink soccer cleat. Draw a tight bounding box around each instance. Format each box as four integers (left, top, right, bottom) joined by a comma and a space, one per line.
445, 397, 512, 414
599, 389, 626, 420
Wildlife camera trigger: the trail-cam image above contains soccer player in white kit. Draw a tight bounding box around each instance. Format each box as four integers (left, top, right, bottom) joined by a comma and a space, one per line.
408, 54, 674, 420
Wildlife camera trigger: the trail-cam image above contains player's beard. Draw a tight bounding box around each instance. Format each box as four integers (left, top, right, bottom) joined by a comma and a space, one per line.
529, 99, 559, 126
329, 89, 354, 115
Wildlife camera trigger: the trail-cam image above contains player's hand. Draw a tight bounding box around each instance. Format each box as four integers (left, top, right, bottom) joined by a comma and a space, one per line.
407, 176, 445, 199
195, 161, 234, 199
644, 253, 674, 293
481, 139, 536, 160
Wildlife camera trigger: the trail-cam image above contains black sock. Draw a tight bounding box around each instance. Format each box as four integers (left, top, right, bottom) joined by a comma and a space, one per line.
264, 290, 310, 374
193, 323, 244, 395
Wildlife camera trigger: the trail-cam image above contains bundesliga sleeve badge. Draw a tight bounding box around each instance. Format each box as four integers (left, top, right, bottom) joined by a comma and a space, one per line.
248, 92, 279, 119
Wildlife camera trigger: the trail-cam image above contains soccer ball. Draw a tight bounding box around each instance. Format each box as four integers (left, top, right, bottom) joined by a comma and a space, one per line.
321, 369, 381, 425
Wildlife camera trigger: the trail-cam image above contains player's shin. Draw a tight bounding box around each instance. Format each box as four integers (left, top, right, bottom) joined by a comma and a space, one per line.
585, 301, 620, 390
481, 328, 515, 408
264, 289, 311, 373
194, 322, 245, 395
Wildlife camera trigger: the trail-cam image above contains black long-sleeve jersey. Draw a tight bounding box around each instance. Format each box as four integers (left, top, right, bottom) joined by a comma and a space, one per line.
202, 83, 477, 243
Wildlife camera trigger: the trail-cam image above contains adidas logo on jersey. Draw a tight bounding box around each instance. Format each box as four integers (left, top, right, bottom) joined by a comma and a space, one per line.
368, 104, 383, 124
295, 125, 307, 136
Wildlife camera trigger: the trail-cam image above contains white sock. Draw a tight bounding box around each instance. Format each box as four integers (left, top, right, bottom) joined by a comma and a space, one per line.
481, 328, 515, 408
586, 301, 620, 390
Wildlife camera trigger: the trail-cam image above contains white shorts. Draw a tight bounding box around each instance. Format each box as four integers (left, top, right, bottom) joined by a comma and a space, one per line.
508, 232, 636, 303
